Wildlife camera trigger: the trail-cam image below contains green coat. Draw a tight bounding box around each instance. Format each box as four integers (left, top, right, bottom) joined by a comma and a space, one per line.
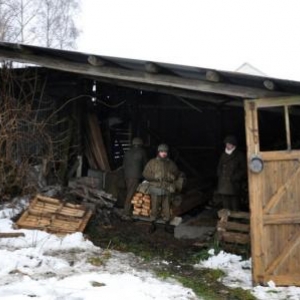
123, 146, 148, 179
143, 156, 180, 193
217, 149, 246, 196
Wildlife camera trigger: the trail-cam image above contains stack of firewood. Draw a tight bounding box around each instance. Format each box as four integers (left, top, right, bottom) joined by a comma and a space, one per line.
131, 192, 151, 217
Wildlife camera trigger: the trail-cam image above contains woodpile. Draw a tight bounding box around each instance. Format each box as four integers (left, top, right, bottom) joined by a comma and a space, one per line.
216, 209, 250, 255
68, 177, 117, 209
15, 194, 93, 235
68, 177, 118, 226
131, 192, 151, 217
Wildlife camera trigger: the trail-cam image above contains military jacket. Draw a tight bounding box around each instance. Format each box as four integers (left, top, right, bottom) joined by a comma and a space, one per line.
143, 156, 180, 193
123, 146, 148, 179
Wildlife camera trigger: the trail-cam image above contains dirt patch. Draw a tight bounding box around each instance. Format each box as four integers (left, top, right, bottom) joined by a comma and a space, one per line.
85, 214, 256, 300
87, 217, 202, 263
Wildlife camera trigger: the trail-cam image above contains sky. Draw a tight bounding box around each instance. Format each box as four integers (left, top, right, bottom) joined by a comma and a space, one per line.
1, 198, 300, 299
77, 0, 300, 82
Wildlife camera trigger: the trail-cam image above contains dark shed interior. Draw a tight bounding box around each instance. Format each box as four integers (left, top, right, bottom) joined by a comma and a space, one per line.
2, 42, 300, 212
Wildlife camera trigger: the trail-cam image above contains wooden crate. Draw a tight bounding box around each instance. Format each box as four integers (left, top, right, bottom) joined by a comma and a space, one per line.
216, 209, 250, 254
15, 194, 93, 235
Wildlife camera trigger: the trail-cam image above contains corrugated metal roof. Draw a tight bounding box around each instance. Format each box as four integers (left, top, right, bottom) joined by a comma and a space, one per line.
0, 42, 300, 99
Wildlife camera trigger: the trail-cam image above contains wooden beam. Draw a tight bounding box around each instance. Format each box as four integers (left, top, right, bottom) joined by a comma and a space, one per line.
264, 213, 300, 224
249, 95, 300, 108
176, 96, 203, 113
89, 75, 239, 106
0, 48, 289, 99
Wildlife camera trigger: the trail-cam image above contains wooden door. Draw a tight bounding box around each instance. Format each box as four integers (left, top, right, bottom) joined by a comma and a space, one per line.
245, 96, 300, 286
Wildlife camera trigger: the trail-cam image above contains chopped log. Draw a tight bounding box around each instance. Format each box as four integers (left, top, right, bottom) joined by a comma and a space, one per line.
133, 211, 140, 216
219, 231, 250, 245
68, 177, 117, 209
135, 192, 143, 197
70, 189, 115, 208
131, 192, 151, 217
0, 232, 25, 238
217, 220, 250, 233
218, 208, 250, 220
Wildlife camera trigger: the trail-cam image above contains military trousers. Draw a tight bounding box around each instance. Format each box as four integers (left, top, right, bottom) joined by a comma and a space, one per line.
150, 194, 171, 222
124, 178, 140, 216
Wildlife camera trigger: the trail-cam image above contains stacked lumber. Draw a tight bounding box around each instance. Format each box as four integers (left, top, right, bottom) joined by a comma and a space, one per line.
216, 209, 250, 255
131, 193, 151, 217
15, 194, 93, 235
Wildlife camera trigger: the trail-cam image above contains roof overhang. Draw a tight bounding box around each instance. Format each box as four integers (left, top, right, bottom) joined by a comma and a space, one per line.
0, 42, 299, 102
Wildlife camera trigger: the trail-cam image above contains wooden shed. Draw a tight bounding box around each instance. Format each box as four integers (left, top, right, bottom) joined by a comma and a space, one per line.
1, 42, 300, 286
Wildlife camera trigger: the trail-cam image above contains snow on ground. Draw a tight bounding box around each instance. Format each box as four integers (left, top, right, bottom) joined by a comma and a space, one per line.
2, 197, 300, 300
195, 249, 300, 300
0, 197, 198, 300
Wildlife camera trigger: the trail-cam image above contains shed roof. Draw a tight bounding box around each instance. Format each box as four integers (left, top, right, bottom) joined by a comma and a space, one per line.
0, 42, 299, 102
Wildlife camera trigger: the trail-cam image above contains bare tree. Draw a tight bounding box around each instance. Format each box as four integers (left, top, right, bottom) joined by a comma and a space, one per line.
0, 0, 80, 49
0, 0, 18, 42
54, 0, 80, 49
0, 63, 80, 198
15, 0, 40, 44
36, 0, 80, 49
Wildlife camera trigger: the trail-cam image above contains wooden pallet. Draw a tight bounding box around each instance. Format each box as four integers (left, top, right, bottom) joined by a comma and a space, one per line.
216, 209, 250, 254
15, 194, 93, 235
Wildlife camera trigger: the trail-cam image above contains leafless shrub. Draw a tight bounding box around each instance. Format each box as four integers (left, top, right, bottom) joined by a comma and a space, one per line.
0, 63, 79, 199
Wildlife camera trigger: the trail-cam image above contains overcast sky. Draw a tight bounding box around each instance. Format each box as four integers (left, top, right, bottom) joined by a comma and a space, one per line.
77, 0, 300, 81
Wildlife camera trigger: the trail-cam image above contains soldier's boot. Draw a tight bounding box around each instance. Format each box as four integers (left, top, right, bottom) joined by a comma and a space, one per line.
148, 221, 156, 234
164, 221, 174, 234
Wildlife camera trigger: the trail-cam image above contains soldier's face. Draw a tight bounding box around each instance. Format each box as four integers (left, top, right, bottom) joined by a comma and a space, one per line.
158, 151, 168, 158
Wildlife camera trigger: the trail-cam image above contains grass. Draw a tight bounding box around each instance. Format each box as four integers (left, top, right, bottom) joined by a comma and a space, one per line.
86, 222, 258, 300
87, 250, 112, 266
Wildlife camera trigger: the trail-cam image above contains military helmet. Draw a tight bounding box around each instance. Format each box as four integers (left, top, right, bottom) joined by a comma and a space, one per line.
132, 137, 143, 146
157, 143, 169, 152
224, 135, 237, 146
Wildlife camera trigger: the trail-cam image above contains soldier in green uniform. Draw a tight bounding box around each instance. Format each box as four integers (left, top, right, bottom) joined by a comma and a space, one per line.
123, 137, 148, 219
143, 143, 180, 233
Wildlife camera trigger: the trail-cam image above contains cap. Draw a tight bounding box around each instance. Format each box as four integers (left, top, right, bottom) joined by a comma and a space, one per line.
224, 135, 237, 146
132, 137, 143, 146
157, 143, 169, 152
